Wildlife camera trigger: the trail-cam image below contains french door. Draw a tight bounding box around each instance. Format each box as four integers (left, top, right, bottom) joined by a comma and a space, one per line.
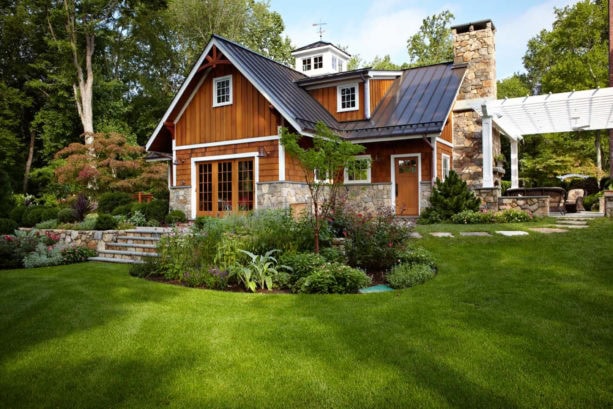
197, 159, 254, 216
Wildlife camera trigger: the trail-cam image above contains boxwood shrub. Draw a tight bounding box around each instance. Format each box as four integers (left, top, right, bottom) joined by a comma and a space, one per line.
294, 262, 371, 294
386, 264, 435, 289
97, 192, 133, 214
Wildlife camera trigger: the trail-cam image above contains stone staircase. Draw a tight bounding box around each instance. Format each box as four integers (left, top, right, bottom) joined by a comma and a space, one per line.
553, 211, 602, 229
89, 228, 167, 264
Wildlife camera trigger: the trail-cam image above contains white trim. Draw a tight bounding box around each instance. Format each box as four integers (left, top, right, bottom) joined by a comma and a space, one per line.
435, 137, 454, 148
390, 154, 422, 215
441, 153, 451, 181
189, 152, 260, 219
432, 135, 437, 181
175, 135, 279, 151
175, 74, 207, 123
292, 45, 351, 59
337, 82, 359, 112
482, 112, 494, 188
212, 75, 233, 107
172, 140, 177, 187
510, 140, 519, 189
344, 155, 372, 184
277, 127, 285, 181
364, 79, 371, 119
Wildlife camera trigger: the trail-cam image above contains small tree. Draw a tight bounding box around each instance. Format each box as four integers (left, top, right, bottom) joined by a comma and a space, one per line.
420, 170, 480, 223
281, 122, 365, 253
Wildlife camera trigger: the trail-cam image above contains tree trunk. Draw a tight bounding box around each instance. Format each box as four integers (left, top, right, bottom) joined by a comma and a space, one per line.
23, 128, 36, 193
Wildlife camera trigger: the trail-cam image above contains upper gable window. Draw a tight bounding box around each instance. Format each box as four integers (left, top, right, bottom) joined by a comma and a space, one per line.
213, 75, 232, 107
337, 83, 359, 112
313, 55, 323, 69
302, 57, 312, 71
331, 56, 337, 70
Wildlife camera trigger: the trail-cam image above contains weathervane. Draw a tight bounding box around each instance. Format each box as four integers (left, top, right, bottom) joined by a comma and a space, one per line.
312, 21, 327, 40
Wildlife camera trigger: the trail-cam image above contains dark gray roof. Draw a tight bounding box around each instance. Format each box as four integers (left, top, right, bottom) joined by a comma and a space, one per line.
292, 41, 350, 57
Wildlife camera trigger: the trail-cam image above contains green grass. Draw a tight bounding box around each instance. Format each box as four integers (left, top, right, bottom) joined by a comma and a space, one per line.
1, 220, 612, 408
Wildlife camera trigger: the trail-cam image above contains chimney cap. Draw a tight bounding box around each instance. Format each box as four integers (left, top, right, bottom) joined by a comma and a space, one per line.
451, 19, 495, 34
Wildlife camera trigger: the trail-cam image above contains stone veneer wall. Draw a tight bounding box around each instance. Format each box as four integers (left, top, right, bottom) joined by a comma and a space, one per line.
342, 183, 393, 214
474, 187, 501, 211
419, 182, 433, 211
498, 196, 550, 217
169, 186, 192, 218
452, 20, 501, 189
257, 182, 311, 210
21, 229, 128, 252
604, 191, 613, 217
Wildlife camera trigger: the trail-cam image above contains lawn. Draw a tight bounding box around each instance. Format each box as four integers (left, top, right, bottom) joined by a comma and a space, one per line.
0, 220, 611, 408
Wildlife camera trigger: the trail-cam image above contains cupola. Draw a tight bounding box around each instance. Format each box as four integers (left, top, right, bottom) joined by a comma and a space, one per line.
291, 41, 351, 77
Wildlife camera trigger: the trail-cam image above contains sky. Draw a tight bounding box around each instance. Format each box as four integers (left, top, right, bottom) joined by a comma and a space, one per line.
268, 0, 579, 79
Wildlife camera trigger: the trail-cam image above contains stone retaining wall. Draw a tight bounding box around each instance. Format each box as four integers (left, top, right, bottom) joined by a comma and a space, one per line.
604, 191, 613, 217
474, 187, 501, 211
21, 228, 128, 252
169, 186, 192, 217
498, 196, 550, 217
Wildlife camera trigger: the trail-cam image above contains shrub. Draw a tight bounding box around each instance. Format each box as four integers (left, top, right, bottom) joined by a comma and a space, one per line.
72, 193, 91, 221
129, 256, 160, 278
23, 242, 66, 269
232, 249, 287, 292
128, 210, 147, 226
295, 262, 371, 294
182, 269, 228, 289
319, 247, 345, 263
0, 235, 21, 269
61, 246, 96, 264
97, 192, 133, 214
57, 208, 78, 223
243, 210, 303, 254
10, 206, 26, 225
494, 209, 533, 223
166, 210, 187, 224
386, 264, 435, 289
583, 192, 603, 211
0, 218, 17, 234
420, 170, 480, 224
279, 251, 327, 284
0, 169, 14, 218
396, 246, 437, 269
144, 199, 169, 224
111, 203, 134, 216
35, 219, 58, 229
94, 214, 118, 230
22, 206, 58, 227
77, 214, 98, 230
451, 210, 495, 224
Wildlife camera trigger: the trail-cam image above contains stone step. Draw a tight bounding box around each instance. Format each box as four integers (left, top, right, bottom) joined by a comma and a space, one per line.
556, 220, 588, 225
116, 235, 161, 245
96, 249, 159, 262
105, 243, 158, 253
89, 256, 144, 264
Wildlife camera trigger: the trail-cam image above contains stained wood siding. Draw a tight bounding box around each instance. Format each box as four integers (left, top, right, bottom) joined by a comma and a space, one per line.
441, 116, 453, 143
173, 140, 280, 186
308, 83, 365, 122
174, 65, 281, 147
369, 79, 395, 115
361, 139, 433, 182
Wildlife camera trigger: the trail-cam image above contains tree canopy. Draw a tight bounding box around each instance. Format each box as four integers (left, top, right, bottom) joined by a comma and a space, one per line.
406, 10, 455, 67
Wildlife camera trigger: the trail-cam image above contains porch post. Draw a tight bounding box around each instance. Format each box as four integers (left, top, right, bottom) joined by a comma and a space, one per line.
510, 139, 519, 188
481, 104, 494, 188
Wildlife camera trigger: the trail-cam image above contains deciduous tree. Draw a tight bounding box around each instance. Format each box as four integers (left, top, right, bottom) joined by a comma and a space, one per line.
406, 10, 455, 67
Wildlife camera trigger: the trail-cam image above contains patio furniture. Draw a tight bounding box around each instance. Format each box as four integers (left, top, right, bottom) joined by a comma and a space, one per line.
504, 187, 566, 214
564, 189, 585, 213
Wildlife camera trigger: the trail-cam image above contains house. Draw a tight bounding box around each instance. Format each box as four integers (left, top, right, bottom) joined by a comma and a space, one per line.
146, 20, 501, 219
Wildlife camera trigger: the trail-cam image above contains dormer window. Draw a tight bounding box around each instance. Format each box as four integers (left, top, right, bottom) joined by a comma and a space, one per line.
302, 57, 312, 71
313, 55, 323, 69
332, 56, 337, 70
337, 83, 359, 112
338, 60, 343, 72
213, 75, 232, 107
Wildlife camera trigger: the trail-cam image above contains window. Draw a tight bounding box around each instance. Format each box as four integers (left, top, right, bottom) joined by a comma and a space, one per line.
332, 56, 337, 70
314, 168, 331, 183
338, 60, 343, 72
313, 55, 323, 69
441, 154, 450, 180
302, 57, 312, 71
213, 75, 232, 107
337, 83, 359, 112
344, 155, 371, 184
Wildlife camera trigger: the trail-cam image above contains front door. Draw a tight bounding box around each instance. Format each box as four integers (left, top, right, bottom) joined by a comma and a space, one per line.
395, 157, 419, 216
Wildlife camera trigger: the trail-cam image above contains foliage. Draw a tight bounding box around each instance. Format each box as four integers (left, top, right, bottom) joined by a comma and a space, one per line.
497, 74, 531, 98
0, 218, 17, 234
61, 246, 96, 264
182, 269, 228, 290
23, 242, 66, 269
53, 132, 167, 196
112, 204, 134, 216
157, 232, 195, 280
294, 263, 371, 294
396, 246, 437, 270
419, 171, 481, 224
128, 256, 160, 278
166, 210, 187, 224
71, 193, 92, 221
281, 122, 365, 253
331, 203, 411, 272
128, 210, 148, 226
94, 214, 118, 231
242, 209, 306, 254
406, 10, 455, 67
9, 206, 26, 225
143, 199, 169, 224
386, 263, 435, 289
0, 169, 14, 217
232, 249, 286, 292
21, 206, 59, 227
450, 209, 533, 224
57, 208, 78, 224
583, 192, 602, 211
214, 232, 249, 272
98, 192, 134, 214
35, 219, 59, 229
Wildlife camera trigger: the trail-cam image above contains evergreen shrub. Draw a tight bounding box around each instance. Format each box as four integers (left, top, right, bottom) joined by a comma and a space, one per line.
97, 192, 133, 214
0, 218, 18, 234
165, 210, 187, 224
386, 264, 435, 289
57, 208, 78, 223
94, 214, 118, 230
294, 263, 371, 294
419, 171, 480, 224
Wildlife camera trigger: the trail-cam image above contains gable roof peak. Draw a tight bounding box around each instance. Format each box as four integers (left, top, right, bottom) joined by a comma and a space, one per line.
292, 40, 351, 57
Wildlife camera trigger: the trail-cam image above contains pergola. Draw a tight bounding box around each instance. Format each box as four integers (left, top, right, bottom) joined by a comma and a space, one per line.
460, 87, 613, 188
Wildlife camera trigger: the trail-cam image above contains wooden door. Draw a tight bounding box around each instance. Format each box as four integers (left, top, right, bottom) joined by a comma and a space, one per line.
395, 157, 419, 216
197, 159, 254, 216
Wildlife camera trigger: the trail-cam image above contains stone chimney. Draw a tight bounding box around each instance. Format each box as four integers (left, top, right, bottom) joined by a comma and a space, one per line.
451, 20, 501, 190
452, 20, 497, 100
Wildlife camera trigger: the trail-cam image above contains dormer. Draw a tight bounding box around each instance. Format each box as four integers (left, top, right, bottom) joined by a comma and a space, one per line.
291, 41, 351, 77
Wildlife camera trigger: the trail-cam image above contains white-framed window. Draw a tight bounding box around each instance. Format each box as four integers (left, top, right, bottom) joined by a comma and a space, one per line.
441, 154, 450, 180
213, 75, 232, 107
344, 155, 371, 184
313, 55, 323, 69
332, 56, 337, 70
314, 168, 331, 184
302, 57, 312, 71
337, 83, 359, 112
338, 60, 343, 72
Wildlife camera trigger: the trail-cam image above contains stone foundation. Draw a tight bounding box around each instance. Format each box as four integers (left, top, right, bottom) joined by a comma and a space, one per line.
420, 182, 433, 211
474, 187, 501, 211
342, 183, 393, 214
257, 182, 311, 210
169, 186, 192, 218
498, 196, 550, 217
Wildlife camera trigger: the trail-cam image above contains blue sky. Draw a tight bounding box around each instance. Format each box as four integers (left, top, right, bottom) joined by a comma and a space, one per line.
268, 0, 578, 79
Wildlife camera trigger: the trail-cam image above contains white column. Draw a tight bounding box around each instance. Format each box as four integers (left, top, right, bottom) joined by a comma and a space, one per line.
364, 78, 371, 119
510, 139, 519, 188
431, 135, 437, 181
481, 113, 494, 188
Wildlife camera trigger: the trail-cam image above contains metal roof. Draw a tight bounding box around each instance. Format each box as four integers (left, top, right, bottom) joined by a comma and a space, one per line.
292, 41, 351, 57
469, 87, 613, 140
146, 35, 467, 152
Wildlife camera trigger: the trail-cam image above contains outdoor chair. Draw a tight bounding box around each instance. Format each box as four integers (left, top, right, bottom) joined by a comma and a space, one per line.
564, 189, 585, 213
